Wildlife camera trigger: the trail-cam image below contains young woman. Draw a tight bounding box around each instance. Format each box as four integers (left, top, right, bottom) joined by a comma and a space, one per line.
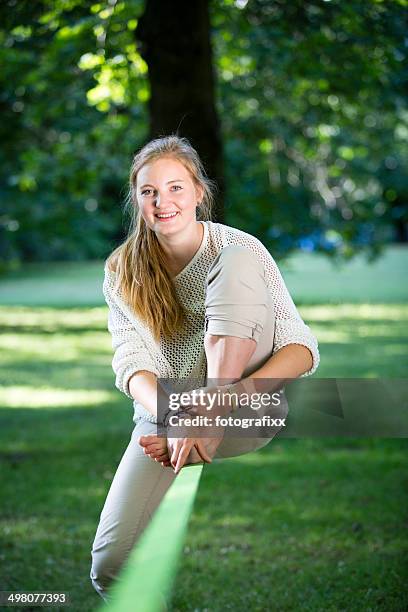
90, 135, 320, 603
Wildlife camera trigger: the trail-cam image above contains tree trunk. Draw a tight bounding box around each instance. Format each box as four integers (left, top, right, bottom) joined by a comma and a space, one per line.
136, 0, 225, 222
391, 197, 408, 243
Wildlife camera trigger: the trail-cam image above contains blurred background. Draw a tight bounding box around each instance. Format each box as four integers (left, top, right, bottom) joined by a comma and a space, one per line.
0, 1, 407, 610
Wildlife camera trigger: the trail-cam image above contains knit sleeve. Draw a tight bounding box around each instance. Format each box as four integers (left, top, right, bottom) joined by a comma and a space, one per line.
222, 226, 320, 376
255, 241, 320, 377
103, 268, 159, 398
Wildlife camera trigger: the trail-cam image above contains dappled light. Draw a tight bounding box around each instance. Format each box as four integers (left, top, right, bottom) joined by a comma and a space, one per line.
0, 0, 406, 607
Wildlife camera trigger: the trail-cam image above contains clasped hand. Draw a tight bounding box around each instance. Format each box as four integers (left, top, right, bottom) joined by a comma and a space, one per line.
166, 385, 229, 473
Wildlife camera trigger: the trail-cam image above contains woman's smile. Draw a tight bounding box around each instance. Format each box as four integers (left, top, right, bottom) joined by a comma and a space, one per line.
154, 211, 180, 222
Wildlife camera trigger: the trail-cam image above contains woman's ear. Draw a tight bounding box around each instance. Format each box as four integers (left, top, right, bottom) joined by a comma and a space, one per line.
195, 183, 204, 205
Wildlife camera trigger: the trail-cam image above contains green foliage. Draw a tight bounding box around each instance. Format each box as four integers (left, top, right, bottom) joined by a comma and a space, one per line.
0, 0, 146, 266
212, 0, 407, 258
0, 0, 406, 268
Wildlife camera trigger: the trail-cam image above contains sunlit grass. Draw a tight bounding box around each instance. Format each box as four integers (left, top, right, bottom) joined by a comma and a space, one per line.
299, 303, 408, 378
0, 251, 407, 611
0, 386, 114, 408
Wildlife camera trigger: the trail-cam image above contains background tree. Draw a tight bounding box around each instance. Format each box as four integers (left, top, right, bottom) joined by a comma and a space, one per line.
136, 0, 225, 221
0, 0, 406, 270
213, 0, 407, 259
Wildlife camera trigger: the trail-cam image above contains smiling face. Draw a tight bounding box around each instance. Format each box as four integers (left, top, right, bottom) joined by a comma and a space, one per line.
136, 156, 204, 236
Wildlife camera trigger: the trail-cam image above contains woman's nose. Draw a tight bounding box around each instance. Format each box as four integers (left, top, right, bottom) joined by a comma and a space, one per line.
153, 193, 171, 208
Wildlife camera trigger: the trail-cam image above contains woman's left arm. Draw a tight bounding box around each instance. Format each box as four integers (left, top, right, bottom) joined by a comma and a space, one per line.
251, 343, 313, 380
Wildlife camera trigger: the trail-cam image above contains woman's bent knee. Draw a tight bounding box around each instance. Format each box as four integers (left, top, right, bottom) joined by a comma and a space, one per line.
90, 536, 128, 599
212, 244, 264, 270
205, 245, 269, 342
90, 553, 114, 599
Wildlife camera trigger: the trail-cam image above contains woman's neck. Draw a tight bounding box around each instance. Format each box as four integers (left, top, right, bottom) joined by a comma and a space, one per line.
158, 221, 204, 278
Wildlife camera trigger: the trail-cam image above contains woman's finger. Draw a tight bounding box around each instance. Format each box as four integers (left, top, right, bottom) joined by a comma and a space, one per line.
149, 447, 169, 458
144, 442, 164, 451
185, 446, 203, 465
174, 442, 193, 474
194, 440, 213, 464
155, 452, 169, 462
170, 442, 182, 468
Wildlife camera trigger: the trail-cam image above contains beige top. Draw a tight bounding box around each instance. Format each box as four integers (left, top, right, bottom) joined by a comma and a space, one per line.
103, 220, 320, 423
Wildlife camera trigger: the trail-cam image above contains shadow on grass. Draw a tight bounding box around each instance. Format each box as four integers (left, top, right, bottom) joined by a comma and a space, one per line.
172, 437, 408, 611
0, 289, 407, 610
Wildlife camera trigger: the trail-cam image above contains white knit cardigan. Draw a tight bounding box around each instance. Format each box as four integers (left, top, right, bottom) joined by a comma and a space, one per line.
103, 220, 320, 423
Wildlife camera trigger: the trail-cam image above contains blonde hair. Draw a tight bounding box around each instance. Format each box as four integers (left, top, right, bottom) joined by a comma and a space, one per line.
106, 135, 217, 342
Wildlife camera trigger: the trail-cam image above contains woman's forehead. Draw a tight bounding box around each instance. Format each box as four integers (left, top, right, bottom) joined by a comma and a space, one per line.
139, 157, 188, 177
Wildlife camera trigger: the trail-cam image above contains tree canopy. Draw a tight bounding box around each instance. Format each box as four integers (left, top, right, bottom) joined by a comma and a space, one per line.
0, 0, 406, 269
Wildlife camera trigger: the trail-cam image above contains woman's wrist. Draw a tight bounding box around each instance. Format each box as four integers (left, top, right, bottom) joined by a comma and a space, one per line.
216, 378, 258, 414
162, 406, 189, 428
162, 380, 260, 423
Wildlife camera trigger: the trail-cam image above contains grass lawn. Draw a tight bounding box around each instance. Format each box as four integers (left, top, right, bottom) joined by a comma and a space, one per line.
0, 246, 407, 611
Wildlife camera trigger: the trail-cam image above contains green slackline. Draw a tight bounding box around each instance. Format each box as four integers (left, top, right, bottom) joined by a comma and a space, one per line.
99, 463, 204, 612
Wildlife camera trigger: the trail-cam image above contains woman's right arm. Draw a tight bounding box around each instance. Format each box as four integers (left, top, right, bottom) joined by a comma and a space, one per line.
103, 268, 160, 411
128, 370, 159, 418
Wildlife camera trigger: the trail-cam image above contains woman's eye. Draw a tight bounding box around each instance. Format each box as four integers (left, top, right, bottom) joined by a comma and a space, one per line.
141, 186, 181, 196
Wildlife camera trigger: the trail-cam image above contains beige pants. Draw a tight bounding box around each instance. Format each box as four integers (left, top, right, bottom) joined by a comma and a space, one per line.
90, 245, 285, 601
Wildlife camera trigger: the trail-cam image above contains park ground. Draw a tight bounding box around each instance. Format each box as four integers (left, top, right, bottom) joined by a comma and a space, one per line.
0, 246, 407, 611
